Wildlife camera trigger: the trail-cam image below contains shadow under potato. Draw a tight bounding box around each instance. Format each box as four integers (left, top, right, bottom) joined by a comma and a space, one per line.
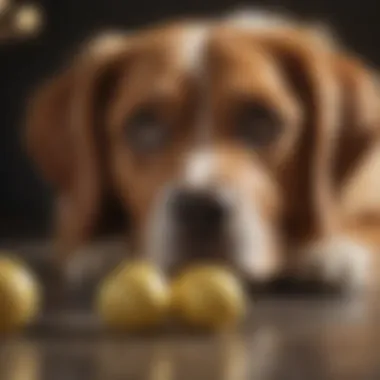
250, 275, 348, 299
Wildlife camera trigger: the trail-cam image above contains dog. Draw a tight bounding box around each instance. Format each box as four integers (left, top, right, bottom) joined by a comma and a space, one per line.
25, 10, 380, 293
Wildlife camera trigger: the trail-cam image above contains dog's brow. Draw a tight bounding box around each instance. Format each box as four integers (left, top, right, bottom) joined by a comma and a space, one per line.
150, 78, 179, 99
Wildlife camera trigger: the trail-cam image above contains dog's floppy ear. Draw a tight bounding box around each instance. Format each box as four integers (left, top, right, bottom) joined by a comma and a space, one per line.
333, 55, 380, 220
247, 30, 341, 242
333, 56, 380, 186
252, 29, 380, 241
25, 33, 131, 258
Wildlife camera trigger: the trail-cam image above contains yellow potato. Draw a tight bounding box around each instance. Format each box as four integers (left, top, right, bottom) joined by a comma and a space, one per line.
0, 255, 41, 334
170, 265, 246, 330
96, 261, 170, 331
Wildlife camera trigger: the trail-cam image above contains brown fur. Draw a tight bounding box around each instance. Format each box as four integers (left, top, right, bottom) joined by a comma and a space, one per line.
24, 19, 380, 284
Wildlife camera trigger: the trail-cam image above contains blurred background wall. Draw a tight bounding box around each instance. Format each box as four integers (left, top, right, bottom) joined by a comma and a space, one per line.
0, 0, 379, 240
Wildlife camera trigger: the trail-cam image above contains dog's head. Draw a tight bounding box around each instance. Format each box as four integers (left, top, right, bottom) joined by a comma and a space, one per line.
26, 12, 380, 281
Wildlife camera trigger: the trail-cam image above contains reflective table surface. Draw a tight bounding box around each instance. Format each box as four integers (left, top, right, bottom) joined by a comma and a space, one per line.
0, 241, 379, 380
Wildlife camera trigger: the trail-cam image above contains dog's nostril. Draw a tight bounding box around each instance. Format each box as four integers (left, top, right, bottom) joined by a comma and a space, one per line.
171, 190, 227, 237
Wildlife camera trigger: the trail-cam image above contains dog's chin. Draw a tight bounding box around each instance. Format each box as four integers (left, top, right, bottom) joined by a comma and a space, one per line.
144, 236, 281, 289
159, 236, 232, 276
157, 234, 279, 285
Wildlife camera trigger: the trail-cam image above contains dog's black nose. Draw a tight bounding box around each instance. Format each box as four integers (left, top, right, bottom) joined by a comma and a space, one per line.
171, 189, 228, 240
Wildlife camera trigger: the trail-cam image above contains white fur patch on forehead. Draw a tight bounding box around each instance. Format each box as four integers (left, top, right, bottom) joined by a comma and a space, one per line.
176, 25, 210, 74
224, 8, 294, 30
224, 8, 338, 49
183, 149, 216, 187
85, 31, 130, 58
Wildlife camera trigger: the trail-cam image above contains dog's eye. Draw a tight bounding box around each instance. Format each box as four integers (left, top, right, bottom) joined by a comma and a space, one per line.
125, 110, 170, 153
235, 104, 281, 147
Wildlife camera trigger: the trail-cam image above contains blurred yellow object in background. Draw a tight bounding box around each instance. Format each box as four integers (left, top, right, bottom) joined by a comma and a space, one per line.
171, 265, 246, 330
96, 261, 170, 332
13, 4, 43, 35
0, 255, 41, 334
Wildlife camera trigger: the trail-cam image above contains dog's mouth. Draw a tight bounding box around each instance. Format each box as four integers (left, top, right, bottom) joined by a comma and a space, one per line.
153, 219, 239, 277
174, 230, 235, 263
